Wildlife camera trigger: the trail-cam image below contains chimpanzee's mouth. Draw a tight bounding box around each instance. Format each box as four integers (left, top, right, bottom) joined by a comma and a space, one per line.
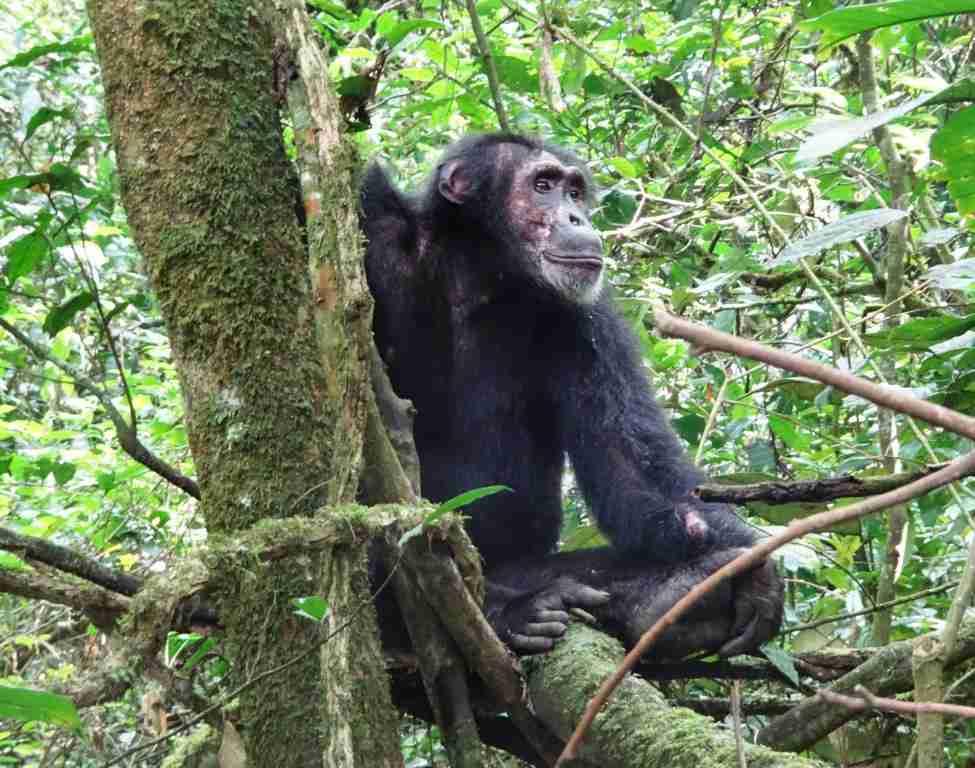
542, 251, 603, 270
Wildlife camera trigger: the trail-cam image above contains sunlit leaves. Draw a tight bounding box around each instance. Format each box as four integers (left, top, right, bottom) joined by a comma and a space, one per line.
802, 0, 975, 47
931, 105, 975, 216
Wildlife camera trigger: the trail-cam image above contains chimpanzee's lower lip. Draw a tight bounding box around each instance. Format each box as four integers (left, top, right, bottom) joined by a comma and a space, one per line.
543, 252, 603, 270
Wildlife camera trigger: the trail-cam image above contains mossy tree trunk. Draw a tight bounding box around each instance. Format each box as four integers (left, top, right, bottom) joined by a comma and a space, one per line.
85, 1, 401, 765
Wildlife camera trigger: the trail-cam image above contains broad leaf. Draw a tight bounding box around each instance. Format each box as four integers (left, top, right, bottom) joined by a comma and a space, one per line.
926, 259, 975, 290
291, 596, 330, 622
24, 108, 71, 142
0, 35, 92, 69
772, 210, 908, 265
802, 0, 975, 48
795, 92, 936, 162
6, 232, 49, 282
383, 19, 444, 48
865, 314, 975, 351
932, 105, 975, 216
43, 292, 94, 337
0, 686, 80, 730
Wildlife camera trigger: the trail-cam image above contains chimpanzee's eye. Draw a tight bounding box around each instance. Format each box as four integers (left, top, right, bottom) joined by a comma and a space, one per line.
568, 188, 582, 201
534, 178, 553, 193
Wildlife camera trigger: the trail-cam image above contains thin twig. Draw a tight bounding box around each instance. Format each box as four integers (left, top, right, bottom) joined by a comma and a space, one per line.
786, 581, 959, 634
731, 681, 747, 768
819, 686, 975, 720
464, 0, 510, 131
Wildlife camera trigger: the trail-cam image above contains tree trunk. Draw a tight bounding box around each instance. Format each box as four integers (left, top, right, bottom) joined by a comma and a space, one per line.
85, 1, 401, 765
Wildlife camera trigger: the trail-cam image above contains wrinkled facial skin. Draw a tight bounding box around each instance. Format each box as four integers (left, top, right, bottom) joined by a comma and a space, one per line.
506, 151, 604, 305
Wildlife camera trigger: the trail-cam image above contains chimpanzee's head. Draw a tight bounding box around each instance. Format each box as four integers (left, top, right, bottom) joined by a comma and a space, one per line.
428, 134, 604, 305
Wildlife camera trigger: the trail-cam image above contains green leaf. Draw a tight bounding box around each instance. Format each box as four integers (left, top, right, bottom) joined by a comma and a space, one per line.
608, 157, 638, 179
865, 314, 975, 351
0, 686, 80, 730
929, 78, 975, 106
51, 462, 76, 486
768, 415, 810, 451
772, 210, 908, 265
5, 232, 49, 282
398, 485, 511, 546
43, 292, 94, 337
624, 36, 655, 54
672, 413, 705, 446
383, 19, 444, 48
795, 91, 936, 162
0, 553, 28, 571
801, 0, 975, 47
926, 259, 975, 290
932, 105, 975, 216
291, 596, 330, 622
96, 471, 117, 492
182, 636, 216, 670
337, 75, 373, 97
165, 632, 215, 671
493, 56, 537, 94
0, 174, 39, 197
767, 115, 814, 135
45, 163, 89, 195
400, 67, 434, 82
0, 35, 92, 70
762, 644, 800, 686
24, 108, 71, 142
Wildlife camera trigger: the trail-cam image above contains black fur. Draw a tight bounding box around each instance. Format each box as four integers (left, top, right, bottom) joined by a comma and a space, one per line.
362, 134, 782, 656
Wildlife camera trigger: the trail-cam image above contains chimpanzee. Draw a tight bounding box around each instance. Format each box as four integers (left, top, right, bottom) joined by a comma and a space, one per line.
361, 133, 782, 658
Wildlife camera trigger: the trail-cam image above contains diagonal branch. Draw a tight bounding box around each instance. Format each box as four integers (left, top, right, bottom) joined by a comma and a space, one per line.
0, 526, 141, 595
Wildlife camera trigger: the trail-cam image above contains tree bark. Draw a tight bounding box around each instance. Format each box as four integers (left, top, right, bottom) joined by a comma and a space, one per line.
524, 625, 826, 768
85, 1, 400, 765
759, 619, 975, 752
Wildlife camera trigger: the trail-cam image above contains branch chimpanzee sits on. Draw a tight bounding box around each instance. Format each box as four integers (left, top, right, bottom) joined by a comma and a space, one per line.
361, 133, 783, 658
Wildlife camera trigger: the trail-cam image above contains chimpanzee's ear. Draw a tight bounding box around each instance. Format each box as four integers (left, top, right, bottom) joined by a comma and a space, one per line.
437, 159, 473, 204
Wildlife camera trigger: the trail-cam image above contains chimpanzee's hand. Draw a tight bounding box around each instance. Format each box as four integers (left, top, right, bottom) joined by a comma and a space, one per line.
490, 578, 611, 654
718, 553, 784, 657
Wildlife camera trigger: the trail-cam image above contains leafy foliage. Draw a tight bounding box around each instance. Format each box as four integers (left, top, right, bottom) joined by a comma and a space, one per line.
2, 0, 975, 764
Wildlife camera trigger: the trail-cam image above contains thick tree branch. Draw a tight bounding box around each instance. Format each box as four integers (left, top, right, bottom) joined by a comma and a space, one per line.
0, 526, 142, 595
529, 624, 824, 768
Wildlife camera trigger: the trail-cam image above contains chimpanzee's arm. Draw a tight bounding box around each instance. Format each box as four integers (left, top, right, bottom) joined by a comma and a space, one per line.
560, 298, 757, 562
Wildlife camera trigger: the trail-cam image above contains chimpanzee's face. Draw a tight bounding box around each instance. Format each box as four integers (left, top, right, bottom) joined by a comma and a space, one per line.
506, 150, 604, 304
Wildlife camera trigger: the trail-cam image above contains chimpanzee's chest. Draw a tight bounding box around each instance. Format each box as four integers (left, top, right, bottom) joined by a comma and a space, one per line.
424, 304, 562, 440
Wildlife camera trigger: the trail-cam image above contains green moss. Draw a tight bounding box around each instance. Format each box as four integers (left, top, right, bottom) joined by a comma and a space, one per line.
160, 724, 216, 768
